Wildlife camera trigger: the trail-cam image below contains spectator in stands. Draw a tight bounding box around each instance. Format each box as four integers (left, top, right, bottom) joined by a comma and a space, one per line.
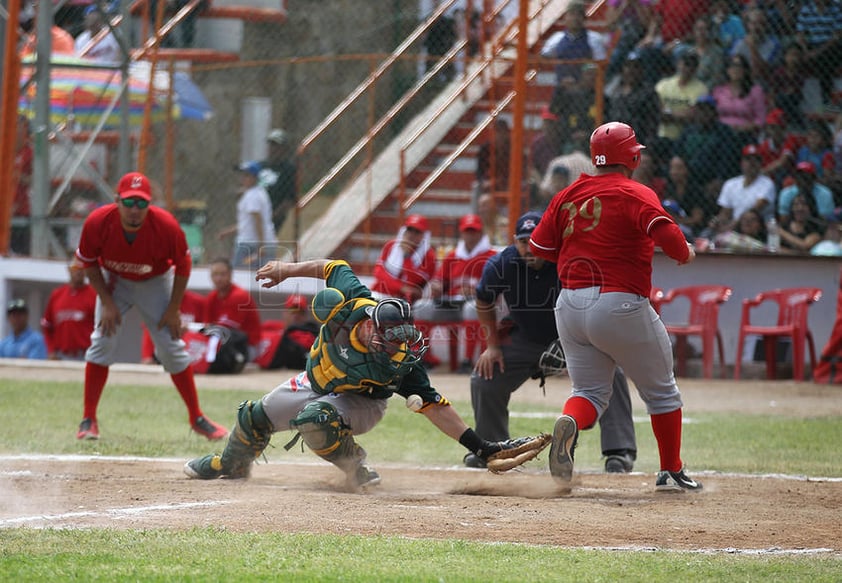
260, 294, 320, 371
795, 120, 835, 180
0, 299, 47, 360
11, 114, 32, 256
795, 0, 842, 107
731, 7, 782, 89
811, 213, 842, 256
758, 108, 800, 186
663, 154, 715, 239
19, 4, 75, 56
655, 49, 709, 144
605, 50, 661, 148
423, 2, 457, 81
713, 208, 769, 251
476, 192, 508, 247
371, 214, 437, 304
681, 15, 726, 90
529, 106, 566, 185
712, 53, 767, 147
140, 289, 205, 364
710, 144, 777, 234
74, 4, 121, 63
218, 161, 276, 268
632, 150, 667, 197
537, 163, 571, 209
205, 257, 262, 362
414, 214, 497, 371
770, 41, 808, 130
710, 0, 745, 52
476, 118, 511, 194
779, 193, 827, 252
603, 0, 656, 82
41, 262, 96, 360
674, 95, 741, 201
778, 161, 836, 221
260, 128, 298, 233
540, 2, 607, 132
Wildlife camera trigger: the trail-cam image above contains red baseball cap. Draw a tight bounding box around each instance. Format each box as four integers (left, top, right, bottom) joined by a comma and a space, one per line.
459, 214, 483, 232
795, 161, 816, 175
540, 105, 559, 121
284, 294, 309, 311
765, 108, 786, 126
741, 144, 762, 158
404, 214, 429, 232
117, 172, 152, 201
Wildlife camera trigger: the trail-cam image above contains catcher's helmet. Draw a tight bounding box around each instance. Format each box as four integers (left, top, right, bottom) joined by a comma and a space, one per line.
365, 298, 428, 368
589, 121, 645, 170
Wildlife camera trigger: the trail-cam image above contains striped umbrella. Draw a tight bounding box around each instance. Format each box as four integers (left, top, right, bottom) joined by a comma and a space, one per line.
18, 55, 172, 129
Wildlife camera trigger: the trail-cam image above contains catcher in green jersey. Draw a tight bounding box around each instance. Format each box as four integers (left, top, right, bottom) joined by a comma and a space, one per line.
184, 259, 549, 489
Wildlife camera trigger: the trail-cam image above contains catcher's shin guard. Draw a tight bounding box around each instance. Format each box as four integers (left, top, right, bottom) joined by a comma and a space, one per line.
288, 400, 369, 476
218, 399, 274, 478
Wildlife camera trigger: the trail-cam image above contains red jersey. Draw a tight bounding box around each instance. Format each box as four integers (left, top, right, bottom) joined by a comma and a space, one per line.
435, 248, 497, 299
530, 173, 675, 297
371, 239, 437, 301
40, 283, 96, 355
140, 290, 206, 361
205, 284, 262, 348
76, 204, 191, 281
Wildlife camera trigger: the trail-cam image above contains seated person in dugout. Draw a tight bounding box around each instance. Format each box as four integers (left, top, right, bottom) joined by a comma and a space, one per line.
184, 259, 539, 490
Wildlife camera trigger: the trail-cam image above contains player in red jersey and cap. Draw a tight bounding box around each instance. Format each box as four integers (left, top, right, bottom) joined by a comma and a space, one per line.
74, 171, 227, 442
530, 122, 703, 492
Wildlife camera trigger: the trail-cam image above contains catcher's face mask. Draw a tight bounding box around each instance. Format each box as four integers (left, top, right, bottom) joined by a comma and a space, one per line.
538, 339, 567, 376
365, 298, 429, 368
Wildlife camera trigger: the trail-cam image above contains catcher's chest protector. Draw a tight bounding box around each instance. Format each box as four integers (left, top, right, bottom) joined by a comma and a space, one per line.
307, 301, 403, 398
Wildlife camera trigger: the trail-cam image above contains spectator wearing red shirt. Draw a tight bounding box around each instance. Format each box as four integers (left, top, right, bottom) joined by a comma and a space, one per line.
371, 214, 437, 304
757, 108, 802, 186
205, 257, 262, 361
140, 289, 206, 364
41, 261, 96, 360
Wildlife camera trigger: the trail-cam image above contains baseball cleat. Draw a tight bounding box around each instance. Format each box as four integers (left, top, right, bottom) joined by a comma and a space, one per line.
347, 463, 381, 490
604, 452, 635, 473
76, 418, 99, 440
463, 453, 487, 469
549, 414, 578, 483
183, 454, 224, 479
655, 468, 703, 492
191, 416, 228, 441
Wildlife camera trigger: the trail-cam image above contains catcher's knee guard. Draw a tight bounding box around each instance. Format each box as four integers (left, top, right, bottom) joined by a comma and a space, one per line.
219, 399, 274, 478
289, 400, 365, 473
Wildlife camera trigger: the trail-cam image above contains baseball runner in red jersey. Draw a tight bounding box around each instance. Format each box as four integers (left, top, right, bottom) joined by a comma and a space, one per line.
40, 262, 96, 360
529, 122, 703, 492
74, 171, 227, 442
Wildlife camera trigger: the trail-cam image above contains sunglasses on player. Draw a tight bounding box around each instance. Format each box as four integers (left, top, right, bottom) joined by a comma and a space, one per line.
120, 197, 150, 209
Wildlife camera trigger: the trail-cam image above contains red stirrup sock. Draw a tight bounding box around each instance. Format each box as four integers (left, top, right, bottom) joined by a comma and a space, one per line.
82, 362, 109, 420
562, 396, 598, 430
171, 367, 202, 421
651, 408, 683, 472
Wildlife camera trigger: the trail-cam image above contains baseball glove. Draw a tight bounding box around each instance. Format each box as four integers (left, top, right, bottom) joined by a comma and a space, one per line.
485, 433, 552, 473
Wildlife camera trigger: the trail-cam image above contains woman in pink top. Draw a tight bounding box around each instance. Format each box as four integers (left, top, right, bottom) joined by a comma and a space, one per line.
712, 53, 767, 147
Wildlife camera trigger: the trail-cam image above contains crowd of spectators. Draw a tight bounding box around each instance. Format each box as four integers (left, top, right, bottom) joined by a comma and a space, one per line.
537, 0, 842, 257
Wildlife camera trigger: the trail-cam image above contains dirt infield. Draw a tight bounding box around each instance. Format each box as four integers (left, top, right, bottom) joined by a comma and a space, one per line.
1, 362, 841, 554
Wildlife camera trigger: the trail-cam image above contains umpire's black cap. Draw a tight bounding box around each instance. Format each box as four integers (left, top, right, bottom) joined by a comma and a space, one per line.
515, 211, 543, 240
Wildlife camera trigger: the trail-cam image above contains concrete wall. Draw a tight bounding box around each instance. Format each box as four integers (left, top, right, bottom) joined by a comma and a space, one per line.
2, 252, 841, 369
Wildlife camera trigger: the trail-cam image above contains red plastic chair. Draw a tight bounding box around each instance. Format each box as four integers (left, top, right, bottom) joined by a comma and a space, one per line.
657, 285, 733, 379
734, 288, 823, 381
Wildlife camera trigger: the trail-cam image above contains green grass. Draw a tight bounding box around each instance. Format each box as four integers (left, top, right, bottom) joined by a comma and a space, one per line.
0, 378, 840, 581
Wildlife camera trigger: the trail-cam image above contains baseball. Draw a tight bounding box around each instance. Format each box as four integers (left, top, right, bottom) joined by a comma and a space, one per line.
405, 394, 423, 412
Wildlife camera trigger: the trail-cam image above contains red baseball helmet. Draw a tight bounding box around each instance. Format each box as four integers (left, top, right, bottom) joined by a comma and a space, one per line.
589, 122, 645, 170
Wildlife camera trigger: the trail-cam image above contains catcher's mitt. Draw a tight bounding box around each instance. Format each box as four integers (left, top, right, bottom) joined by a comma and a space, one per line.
485, 433, 552, 473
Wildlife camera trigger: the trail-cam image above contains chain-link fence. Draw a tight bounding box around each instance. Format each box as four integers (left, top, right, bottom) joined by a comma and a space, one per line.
9, 0, 842, 263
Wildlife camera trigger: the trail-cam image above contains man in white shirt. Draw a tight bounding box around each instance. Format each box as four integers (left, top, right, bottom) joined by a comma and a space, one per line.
74, 6, 122, 63
219, 162, 277, 268
712, 144, 777, 232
